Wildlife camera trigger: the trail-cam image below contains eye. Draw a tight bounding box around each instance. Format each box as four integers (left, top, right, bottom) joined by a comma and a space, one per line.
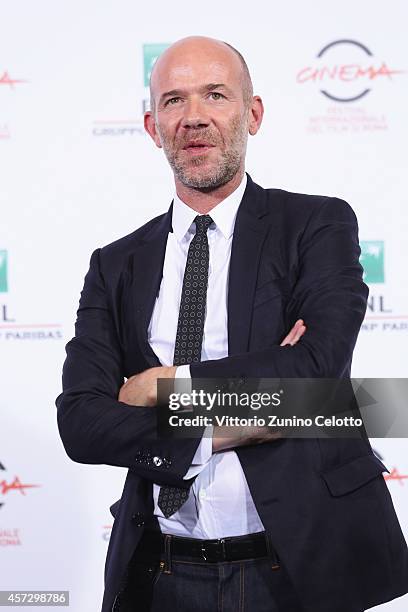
209, 92, 225, 100
165, 97, 181, 106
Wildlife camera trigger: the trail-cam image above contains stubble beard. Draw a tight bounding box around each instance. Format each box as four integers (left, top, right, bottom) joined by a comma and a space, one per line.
158, 114, 248, 191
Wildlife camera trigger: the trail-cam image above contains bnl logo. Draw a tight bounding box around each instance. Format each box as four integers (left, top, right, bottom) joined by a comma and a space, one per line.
0, 250, 7, 293
142, 43, 170, 113
360, 241, 384, 284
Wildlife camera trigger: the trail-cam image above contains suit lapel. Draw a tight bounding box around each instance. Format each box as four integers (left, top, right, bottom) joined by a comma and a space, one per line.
131, 205, 173, 367
129, 176, 271, 365
228, 175, 270, 355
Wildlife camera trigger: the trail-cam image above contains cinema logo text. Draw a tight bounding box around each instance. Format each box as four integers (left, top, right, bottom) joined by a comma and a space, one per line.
0, 71, 28, 89
0, 461, 41, 511
297, 40, 404, 103
0, 476, 41, 497
0, 528, 21, 547
374, 450, 408, 486
299, 40, 404, 134
385, 468, 408, 486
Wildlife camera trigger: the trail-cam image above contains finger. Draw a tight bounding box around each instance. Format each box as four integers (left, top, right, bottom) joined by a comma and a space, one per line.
289, 325, 306, 346
280, 319, 304, 346
281, 323, 306, 347
280, 333, 294, 347
280, 325, 298, 346
296, 324, 307, 340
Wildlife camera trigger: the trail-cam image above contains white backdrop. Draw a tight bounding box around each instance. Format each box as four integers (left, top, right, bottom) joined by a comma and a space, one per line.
1, 1, 407, 610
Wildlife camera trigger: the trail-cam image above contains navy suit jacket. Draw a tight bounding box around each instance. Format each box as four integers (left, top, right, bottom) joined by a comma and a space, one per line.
56, 175, 408, 612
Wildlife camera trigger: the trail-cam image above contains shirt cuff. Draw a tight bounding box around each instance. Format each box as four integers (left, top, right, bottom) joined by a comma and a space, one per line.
183, 425, 214, 479
175, 366, 212, 478
173, 366, 192, 409
174, 364, 191, 381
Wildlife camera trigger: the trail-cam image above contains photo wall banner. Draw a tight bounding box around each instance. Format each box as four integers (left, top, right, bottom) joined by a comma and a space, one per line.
1, 1, 407, 610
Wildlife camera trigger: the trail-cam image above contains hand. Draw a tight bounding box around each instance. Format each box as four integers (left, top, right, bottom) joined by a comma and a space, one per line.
118, 365, 177, 407
280, 318, 306, 346
212, 318, 307, 452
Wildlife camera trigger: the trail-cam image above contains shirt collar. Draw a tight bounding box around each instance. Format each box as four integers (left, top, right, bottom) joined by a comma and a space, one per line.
172, 173, 247, 242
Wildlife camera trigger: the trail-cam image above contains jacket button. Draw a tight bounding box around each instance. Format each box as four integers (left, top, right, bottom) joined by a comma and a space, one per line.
131, 512, 145, 527
153, 456, 163, 467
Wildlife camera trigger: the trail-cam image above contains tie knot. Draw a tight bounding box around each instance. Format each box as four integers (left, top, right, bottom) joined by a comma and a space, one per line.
194, 215, 213, 234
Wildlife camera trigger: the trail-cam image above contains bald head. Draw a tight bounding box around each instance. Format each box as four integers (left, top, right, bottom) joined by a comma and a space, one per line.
149, 36, 253, 114
144, 35, 263, 194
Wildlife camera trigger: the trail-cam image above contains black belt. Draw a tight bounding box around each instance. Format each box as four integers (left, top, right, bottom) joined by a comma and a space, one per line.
138, 530, 280, 567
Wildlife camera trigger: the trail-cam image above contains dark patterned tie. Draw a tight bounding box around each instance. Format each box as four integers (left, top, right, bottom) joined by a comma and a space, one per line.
158, 214, 213, 519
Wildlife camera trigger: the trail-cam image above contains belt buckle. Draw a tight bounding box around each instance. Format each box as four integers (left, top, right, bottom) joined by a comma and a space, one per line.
219, 538, 226, 561
201, 538, 226, 562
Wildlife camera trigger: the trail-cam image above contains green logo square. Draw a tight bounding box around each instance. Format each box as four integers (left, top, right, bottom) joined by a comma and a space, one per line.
0, 249, 8, 292
360, 241, 384, 283
143, 43, 170, 87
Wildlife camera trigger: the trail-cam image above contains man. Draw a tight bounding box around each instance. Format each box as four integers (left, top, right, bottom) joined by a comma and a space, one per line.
56, 36, 408, 612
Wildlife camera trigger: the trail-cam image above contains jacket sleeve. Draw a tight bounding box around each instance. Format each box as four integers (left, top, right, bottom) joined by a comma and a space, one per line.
190, 197, 369, 381
55, 248, 202, 487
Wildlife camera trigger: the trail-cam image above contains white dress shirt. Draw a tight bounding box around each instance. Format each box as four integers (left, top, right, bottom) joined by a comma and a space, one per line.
147, 173, 265, 539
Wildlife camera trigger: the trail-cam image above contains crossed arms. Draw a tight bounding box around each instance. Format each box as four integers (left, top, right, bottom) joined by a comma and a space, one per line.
56, 197, 368, 486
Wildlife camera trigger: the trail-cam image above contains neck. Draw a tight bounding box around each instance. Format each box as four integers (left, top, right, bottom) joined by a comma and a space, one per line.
175, 169, 245, 214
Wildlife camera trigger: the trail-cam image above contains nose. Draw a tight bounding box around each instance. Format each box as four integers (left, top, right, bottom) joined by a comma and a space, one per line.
180, 96, 210, 130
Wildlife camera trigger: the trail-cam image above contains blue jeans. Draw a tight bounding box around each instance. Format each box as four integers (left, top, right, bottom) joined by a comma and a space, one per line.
118, 533, 304, 611
149, 554, 302, 611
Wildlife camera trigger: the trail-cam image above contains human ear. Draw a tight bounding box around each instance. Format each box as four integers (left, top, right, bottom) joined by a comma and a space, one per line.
248, 96, 264, 136
144, 111, 163, 148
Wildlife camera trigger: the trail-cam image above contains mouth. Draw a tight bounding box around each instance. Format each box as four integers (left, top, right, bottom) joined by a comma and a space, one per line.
182, 142, 215, 155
